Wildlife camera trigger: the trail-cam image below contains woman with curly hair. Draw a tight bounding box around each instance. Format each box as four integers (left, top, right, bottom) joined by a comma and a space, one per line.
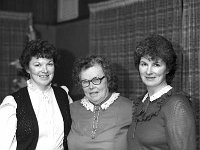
0, 39, 71, 150
68, 55, 132, 150
127, 34, 196, 150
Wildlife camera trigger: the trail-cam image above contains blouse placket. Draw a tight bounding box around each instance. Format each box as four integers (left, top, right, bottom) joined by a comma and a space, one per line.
91, 105, 101, 139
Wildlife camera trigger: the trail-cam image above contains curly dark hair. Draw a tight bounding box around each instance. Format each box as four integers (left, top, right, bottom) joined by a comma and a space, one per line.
72, 55, 118, 93
134, 34, 177, 85
19, 39, 58, 78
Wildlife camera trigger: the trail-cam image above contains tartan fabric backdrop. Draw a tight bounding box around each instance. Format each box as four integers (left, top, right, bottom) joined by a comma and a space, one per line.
89, 0, 199, 147
0, 11, 31, 101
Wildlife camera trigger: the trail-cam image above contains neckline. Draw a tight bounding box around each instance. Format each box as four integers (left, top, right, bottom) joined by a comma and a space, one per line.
142, 85, 172, 102
27, 79, 52, 93
133, 88, 175, 122
81, 92, 120, 112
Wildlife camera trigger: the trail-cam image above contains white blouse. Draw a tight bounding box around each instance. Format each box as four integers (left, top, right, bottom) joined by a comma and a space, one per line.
0, 80, 65, 150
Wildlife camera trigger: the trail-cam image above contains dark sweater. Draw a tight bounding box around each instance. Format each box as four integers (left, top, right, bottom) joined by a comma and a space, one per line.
127, 89, 196, 150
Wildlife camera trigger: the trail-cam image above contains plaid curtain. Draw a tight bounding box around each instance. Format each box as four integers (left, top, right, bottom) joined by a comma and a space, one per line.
89, 0, 199, 147
0, 11, 32, 101
182, 0, 200, 146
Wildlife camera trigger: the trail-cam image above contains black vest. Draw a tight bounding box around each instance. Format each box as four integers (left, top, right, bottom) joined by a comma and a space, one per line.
12, 86, 71, 150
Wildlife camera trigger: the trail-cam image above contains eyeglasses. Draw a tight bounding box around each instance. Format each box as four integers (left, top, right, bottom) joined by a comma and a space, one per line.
81, 76, 105, 88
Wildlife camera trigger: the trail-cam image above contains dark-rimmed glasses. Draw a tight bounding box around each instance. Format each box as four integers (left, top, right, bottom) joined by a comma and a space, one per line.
81, 76, 105, 88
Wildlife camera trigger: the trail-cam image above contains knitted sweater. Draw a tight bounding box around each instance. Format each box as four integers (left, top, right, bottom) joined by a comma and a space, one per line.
12, 86, 71, 150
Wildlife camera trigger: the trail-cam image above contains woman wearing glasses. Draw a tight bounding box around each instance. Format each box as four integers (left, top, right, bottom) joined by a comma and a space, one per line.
67, 55, 132, 150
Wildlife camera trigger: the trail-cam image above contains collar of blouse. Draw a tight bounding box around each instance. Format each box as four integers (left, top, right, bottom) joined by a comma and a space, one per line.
81, 92, 120, 112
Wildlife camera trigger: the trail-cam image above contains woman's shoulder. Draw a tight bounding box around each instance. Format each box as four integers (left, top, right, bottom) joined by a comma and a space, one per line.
164, 90, 191, 105
118, 95, 132, 102
0, 95, 17, 108
52, 85, 67, 94
162, 90, 193, 114
70, 99, 82, 108
1, 87, 27, 106
118, 95, 132, 106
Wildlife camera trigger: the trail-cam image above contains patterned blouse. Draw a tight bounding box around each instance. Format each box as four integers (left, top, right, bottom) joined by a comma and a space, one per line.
127, 87, 196, 150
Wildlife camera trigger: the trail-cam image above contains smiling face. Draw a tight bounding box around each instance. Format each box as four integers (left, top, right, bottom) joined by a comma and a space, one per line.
139, 56, 168, 93
80, 64, 109, 104
26, 57, 55, 91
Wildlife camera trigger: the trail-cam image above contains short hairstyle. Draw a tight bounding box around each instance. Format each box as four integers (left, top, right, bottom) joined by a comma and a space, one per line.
134, 34, 177, 85
19, 39, 58, 78
72, 55, 118, 92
